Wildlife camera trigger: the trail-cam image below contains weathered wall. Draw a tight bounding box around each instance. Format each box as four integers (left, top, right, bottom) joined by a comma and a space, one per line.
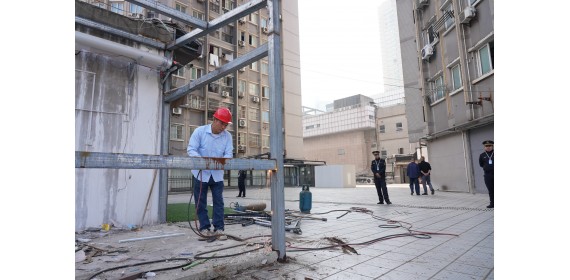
75, 50, 162, 231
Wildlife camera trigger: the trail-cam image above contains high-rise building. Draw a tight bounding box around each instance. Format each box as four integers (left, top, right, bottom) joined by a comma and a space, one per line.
378, 0, 405, 107
396, 0, 494, 193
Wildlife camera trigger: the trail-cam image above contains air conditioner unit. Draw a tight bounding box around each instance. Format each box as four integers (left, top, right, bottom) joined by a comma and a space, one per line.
238, 17, 246, 24
262, 27, 268, 34
460, 6, 476, 24
421, 44, 433, 60
221, 91, 229, 97
172, 108, 182, 115
239, 67, 246, 72
418, 0, 429, 7
252, 96, 260, 103
238, 119, 247, 127
237, 145, 246, 151
238, 40, 245, 47
238, 91, 245, 98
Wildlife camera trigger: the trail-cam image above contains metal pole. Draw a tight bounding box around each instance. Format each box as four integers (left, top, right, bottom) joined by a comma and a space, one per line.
267, 0, 286, 261
158, 49, 173, 223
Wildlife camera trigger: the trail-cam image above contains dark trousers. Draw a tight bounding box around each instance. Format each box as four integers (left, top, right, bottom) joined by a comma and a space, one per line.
238, 180, 245, 197
409, 177, 420, 194
374, 178, 390, 203
484, 172, 494, 206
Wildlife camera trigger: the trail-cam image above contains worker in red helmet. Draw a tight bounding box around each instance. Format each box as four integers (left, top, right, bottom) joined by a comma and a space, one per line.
187, 107, 234, 240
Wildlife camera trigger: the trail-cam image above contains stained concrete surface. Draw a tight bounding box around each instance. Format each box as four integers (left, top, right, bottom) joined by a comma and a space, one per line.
75, 184, 494, 280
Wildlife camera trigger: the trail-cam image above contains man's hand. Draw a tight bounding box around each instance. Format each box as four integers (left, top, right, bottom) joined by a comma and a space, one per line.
375, 173, 381, 178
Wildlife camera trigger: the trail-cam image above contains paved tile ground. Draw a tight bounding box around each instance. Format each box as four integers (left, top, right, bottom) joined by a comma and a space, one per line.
75, 184, 493, 280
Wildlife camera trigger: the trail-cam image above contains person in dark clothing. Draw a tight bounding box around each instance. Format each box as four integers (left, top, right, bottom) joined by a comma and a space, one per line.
418, 156, 435, 195
237, 170, 247, 197
479, 140, 494, 208
407, 158, 421, 195
371, 151, 391, 205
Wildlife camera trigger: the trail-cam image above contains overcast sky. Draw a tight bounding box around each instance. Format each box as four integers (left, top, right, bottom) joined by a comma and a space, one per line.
297, 0, 387, 111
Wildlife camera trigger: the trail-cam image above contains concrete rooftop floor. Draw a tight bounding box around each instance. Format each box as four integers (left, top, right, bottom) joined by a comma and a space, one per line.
75, 184, 494, 280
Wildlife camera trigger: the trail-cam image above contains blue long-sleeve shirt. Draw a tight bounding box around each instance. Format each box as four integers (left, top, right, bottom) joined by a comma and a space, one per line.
407, 162, 420, 178
187, 124, 233, 182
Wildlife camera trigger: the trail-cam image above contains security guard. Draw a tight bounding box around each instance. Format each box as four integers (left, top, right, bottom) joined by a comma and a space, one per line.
371, 151, 391, 205
479, 140, 494, 208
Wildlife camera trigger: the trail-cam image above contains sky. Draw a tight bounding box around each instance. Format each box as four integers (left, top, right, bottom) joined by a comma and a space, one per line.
297, 0, 387, 111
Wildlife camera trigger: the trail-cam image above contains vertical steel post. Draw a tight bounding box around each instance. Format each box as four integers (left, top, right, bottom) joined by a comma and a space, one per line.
267, 0, 286, 261
158, 51, 173, 223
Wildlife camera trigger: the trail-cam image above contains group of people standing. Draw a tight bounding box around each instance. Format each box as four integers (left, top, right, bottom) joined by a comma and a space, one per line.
371, 140, 494, 208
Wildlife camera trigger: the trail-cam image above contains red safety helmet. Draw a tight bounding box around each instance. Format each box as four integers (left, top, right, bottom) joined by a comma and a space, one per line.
213, 107, 232, 124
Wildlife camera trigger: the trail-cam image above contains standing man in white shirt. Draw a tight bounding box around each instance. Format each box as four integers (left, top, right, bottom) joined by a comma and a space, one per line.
187, 107, 234, 239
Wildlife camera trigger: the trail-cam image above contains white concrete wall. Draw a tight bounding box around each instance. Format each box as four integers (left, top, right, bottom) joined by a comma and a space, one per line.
314, 165, 356, 188
75, 51, 161, 231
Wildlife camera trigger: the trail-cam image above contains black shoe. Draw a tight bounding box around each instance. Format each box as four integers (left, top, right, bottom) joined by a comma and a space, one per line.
411, 192, 414, 195
417, 193, 421, 195
422, 193, 428, 195
377, 201, 384, 204
242, 196, 245, 197
386, 201, 392, 205
236, 195, 241, 197
431, 189, 434, 195
487, 204, 494, 208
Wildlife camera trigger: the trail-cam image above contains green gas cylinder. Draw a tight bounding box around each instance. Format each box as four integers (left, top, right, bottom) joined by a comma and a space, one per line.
299, 185, 312, 213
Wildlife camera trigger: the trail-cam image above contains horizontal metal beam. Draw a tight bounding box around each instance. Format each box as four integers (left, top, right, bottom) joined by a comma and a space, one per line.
167, 0, 267, 50
163, 43, 268, 102
75, 16, 166, 49
123, 0, 208, 29
76, 151, 277, 170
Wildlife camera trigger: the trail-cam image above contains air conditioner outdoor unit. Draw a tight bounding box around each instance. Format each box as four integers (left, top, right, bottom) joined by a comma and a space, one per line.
252, 96, 260, 103
221, 91, 229, 97
418, 0, 429, 7
262, 27, 268, 34
421, 44, 433, 60
237, 145, 246, 151
238, 18, 246, 24
238, 91, 245, 98
238, 40, 245, 47
172, 108, 182, 115
239, 67, 245, 72
238, 119, 247, 127
460, 6, 476, 24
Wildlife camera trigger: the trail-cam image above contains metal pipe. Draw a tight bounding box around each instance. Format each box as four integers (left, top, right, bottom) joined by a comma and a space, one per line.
75, 31, 172, 70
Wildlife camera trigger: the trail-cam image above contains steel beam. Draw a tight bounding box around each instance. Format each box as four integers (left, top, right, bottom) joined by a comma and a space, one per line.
75, 151, 277, 170
163, 43, 268, 102
75, 16, 166, 49
123, 0, 208, 29
166, 0, 267, 50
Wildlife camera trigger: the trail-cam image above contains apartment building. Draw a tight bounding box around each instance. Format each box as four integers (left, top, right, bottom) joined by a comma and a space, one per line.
303, 95, 416, 184
396, 0, 494, 193
80, 0, 304, 189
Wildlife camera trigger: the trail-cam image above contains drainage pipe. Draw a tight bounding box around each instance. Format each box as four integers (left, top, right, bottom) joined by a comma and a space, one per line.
75, 31, 172, 70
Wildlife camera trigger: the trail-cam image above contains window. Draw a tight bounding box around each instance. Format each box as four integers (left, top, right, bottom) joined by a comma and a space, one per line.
238, 80, 246, 95
396, 122, 403, 131
249, 13, 258, 25
261, 61, 268, 75
222, 0, 234, 12
249, 134, 260, 147
192, 10, 205, 20
170, 124, 184, 141
209, 1, 219, 13
238, 132, 246, 145
175, 2, 187, 13
425, 25, 438, 45
477, 42, 494, 76
250, 61, 259, 71
398, 148, 404, 154
305, 125, 315, 129
381, 150, 387, 158
249, 35, 258, 47
430, 75, 444, 102
248, 83, 259, 96
451, 64, 462, 90
249, 108, 260, 121
443, 4, 454, 30
221, 25, 233, 43
260, 17, 268, 28
262, 111, 269, 122
262, 135, 269, 148
379, 125, 385, 133
262, 86, 269, 98
190, 67, 203, 80
110, 1, 124, 14
338, 149, 345, 155
129, 3, 143, 14
174, 66, 185, 77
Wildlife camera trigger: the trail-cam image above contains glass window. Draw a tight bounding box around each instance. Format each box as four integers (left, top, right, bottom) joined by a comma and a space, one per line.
431, 76, 444, 102
444, 4, 454, 29
478, 42, 494, 75
110, 2, 124, 14
129, 3, 143, 14
260, 18, 268, 28
175, 2, 187, 13
249, 35, 258, 47
190, 67, 203, 80
261, 61, 268, 75
381, 150, 387, 157
249, 109, 260, 121
248, 83, 259, 96
249, 134, 260, 147
262, 111, 269, 122
379, 125, 385, 133
262, 86, 269, 98
249, 13, 258, 25
250, 61, 259, 71
262, 135, 269, 147
170, 124, 184, 140
396, 123, 403, 131
193, 10, 205, 20
238, 132, 246, 145
239, 80, 246, 95
451, 64, 462, 90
